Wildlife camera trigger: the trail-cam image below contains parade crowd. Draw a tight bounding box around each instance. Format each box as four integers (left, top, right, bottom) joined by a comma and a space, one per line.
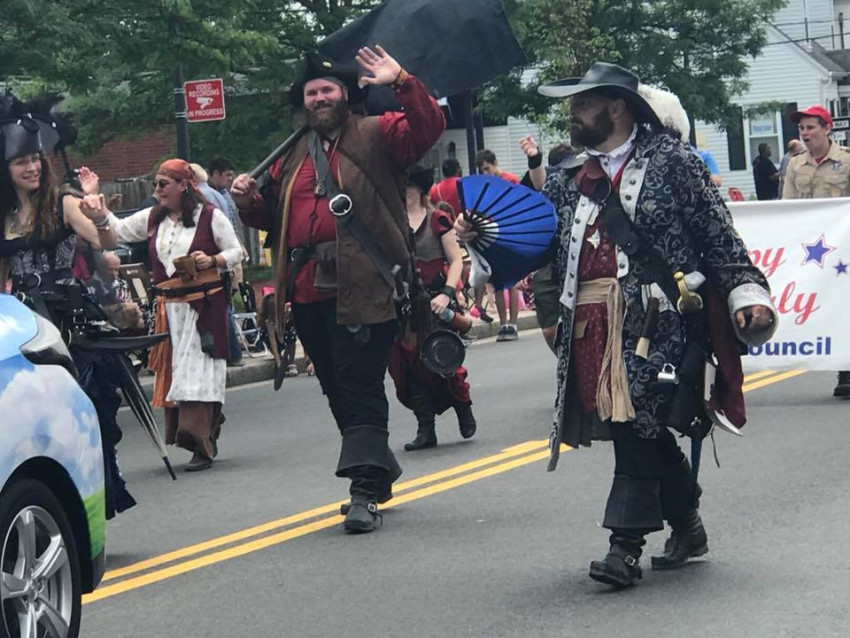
7, 40, 850, 591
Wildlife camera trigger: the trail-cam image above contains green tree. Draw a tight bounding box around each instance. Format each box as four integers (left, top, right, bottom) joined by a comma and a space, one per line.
490, 0, 785, 132
4, 1, 378, 171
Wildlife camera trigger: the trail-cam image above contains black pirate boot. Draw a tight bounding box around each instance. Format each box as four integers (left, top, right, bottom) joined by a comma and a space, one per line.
833, 371, 850, 397
404, 415, 437, 451
404, 382, 438, 451
343, 468, 384, 534
651, 510, 708, 570
589, 531, 645, 589
454, 402, 477, 439
340, 452, 400, 515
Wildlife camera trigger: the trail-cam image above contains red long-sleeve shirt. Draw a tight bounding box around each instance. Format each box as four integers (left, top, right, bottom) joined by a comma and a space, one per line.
239, 75, 446, 231
241, 77, 445, 302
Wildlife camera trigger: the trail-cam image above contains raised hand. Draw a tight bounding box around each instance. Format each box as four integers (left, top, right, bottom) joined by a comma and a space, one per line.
78, 166, 100, 196
519, 136, 540, 158
355, 45, 403, 87
80, 194, 107, 222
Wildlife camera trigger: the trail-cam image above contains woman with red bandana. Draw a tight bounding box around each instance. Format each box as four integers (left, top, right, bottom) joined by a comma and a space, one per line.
105, 159, 243, 471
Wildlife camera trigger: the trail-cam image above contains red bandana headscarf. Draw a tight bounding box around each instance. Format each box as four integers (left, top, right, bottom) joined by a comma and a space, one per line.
157, 158, 196, 184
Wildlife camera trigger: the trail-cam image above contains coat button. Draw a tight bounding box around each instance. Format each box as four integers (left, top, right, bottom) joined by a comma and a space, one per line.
630, 179, 636, 185
572, 237, 577, 243
625, 194, 632, 200
575, 218, 580, 224
568, 292, 573, 298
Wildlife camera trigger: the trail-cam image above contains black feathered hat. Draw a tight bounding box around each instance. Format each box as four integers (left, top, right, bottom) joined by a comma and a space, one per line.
289, 51, 367, 108
0, 90, 65, 162
406, 164, 434, 194
538, 62, 662, 129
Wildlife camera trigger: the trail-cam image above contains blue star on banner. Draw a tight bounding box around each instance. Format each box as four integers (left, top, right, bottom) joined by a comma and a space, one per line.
801, 234, 836, 268
836, 260, 849, 276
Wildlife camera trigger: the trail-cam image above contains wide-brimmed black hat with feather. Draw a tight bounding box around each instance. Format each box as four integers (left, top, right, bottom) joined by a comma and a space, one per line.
538, 62, 662, 129
288, 51, 367, 108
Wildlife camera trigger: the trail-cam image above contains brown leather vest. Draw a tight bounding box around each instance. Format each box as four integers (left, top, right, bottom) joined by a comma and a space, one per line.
270, 116, 412, 328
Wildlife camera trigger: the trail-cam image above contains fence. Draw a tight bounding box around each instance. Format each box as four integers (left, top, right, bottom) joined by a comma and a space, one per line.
101, 178, 155, 211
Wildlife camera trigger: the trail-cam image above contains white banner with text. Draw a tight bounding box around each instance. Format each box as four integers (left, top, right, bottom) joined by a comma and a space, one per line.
729, 197, 850, 371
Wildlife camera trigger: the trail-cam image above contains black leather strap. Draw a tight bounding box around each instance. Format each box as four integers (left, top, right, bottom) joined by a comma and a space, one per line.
307, 131, 402, 294
592, 183, 681, 309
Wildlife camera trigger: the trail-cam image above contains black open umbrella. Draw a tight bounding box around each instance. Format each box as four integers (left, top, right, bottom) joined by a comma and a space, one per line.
252, 0, 526, 180
319, 0, 526, 100
319, 0, 527, 136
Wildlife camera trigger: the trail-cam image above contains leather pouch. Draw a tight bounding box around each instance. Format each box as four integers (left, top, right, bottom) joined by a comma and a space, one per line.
312, 242, 339, 292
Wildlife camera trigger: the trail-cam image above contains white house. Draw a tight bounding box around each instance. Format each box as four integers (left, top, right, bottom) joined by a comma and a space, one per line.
429, 0, 850, 198
696, 0, 850, 198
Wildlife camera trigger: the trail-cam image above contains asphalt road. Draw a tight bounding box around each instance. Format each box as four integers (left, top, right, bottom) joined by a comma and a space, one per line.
81, 332, 850, 638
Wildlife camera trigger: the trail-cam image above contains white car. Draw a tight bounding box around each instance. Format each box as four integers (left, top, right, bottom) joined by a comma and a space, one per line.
0, 294, 105, 638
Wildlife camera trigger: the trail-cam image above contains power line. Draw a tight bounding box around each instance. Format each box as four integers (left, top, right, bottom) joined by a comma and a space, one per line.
762, 31, 850, 48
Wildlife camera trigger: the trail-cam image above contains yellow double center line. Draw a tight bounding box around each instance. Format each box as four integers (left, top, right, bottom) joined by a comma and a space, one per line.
84, 369, 802, 604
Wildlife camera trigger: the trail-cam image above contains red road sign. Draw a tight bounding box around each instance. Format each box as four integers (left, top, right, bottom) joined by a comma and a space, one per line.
184, 78, 226, 122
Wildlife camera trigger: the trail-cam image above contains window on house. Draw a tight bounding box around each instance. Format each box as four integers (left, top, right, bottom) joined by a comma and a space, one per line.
726, 107, 746, 170
747, 113, 781, 167
781, 102, 798, 152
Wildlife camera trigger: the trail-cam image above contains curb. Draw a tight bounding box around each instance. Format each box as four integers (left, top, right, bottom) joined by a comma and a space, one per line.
134, 311, 542, 397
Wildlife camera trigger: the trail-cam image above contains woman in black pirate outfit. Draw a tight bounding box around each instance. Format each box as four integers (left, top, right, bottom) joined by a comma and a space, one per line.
0, 92, 137, 518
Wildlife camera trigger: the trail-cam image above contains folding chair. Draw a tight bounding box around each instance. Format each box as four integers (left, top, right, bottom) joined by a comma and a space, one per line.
232, 282, 268, 357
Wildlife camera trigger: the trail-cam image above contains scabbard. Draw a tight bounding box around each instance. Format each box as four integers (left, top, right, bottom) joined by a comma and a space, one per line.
635, 297, 660, 359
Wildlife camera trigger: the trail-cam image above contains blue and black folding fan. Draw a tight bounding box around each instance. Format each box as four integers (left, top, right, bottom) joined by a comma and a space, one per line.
457, 175, 557, 289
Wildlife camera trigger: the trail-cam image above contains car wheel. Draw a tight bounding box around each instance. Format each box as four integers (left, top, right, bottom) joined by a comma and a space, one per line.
0, 479, 81, 638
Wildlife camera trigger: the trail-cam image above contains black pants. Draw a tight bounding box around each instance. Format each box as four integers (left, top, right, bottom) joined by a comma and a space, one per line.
73, 349, 137, 520
602, 424, 694, 533
293, 300, 401, 497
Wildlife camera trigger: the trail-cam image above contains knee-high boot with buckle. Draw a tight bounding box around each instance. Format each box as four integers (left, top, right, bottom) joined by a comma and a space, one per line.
343, 466, 384, 534
589, 530, 646, 589
651, 509, 708, 570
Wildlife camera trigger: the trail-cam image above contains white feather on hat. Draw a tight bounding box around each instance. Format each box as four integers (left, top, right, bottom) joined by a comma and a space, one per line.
638, 84, 690, 142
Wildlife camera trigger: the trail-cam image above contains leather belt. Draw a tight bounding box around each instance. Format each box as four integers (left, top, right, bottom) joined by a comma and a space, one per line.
151, 280, 224, 299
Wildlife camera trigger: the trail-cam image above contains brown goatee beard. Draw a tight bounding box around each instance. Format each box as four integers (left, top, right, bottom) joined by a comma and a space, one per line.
305, 99, 350, 136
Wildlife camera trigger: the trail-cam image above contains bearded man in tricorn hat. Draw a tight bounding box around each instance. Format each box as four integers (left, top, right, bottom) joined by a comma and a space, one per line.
232, 46, 445, 534
457, 62, 778, 587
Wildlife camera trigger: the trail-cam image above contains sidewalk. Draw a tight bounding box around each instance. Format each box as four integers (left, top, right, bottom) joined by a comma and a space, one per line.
136, 309, 542, 394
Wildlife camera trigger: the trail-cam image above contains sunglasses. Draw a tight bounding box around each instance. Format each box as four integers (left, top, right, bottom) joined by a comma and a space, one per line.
152, 179, 173, 189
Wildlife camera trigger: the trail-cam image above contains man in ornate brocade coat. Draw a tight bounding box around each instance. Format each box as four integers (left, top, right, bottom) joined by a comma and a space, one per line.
529, 64, 778, 588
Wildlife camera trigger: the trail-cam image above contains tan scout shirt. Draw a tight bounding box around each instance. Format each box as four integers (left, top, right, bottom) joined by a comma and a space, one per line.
782, 142, 850, 199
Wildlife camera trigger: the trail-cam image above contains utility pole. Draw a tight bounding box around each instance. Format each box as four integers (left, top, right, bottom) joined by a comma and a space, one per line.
169, 17, 191, 161
462, 91, 477, 176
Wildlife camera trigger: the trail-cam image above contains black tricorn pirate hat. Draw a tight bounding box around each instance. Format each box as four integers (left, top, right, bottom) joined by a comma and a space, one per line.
0, 90, 63, 162
289, 51, 367, 108
538, 62, 662, 129
406, 164, 434, 194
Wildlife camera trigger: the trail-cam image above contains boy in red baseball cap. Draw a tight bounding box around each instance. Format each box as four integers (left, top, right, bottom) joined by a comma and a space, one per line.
784, 104, 850, 397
